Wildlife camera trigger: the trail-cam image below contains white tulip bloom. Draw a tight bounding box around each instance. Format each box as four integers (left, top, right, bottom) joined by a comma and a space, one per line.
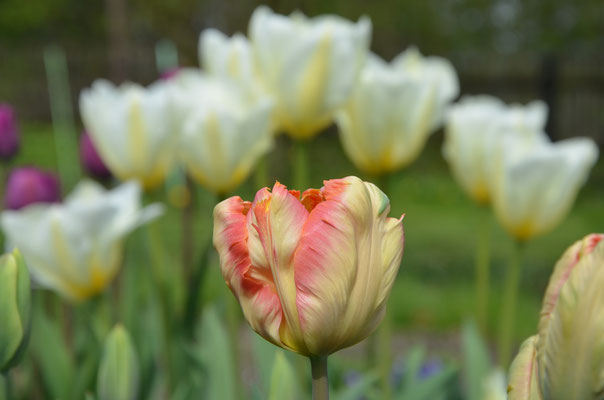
336, 51, 458, 175
80, 80, 175, 190
199, 29, 258, 91
249, 6, 371, 139
169, 70, 274, 195
492, 136, 598, 241
443, 96, 548, 204
391, 47, 459, 132
1, 181, 163, 301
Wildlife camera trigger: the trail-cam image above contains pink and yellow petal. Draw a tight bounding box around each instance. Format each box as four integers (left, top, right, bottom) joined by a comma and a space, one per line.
253, 182, 310, 353
507, 335, 541, 400
213, 195, 284, 348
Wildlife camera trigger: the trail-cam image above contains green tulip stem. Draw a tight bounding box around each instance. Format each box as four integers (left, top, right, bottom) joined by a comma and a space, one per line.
181, 176, 195, 281
293, 140, 310, 189
184, 193, 227, 338
254, 155, 269, 189
310, 356, 329, 400
145, 221, 175, 392
1, 371, 13, 400
498, 239, 525, 367
475, 207, 491, 334
373, 172, 393, 399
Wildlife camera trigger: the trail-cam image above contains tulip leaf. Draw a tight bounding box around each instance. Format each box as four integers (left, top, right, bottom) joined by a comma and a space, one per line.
30, 296, 75, 400
462, 320, 491, 400
396, 365, 456, 400
333, 372, 378, 400
251, 331, 278, 394
196, 306, 236, 400
268, 352, 299, 400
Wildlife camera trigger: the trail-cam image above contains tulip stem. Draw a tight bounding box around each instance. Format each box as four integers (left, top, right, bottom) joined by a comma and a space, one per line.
1, 371, 13, 400
184, 193, 227, 338
475, 207, 491, 334
293, 140, 310, 189
254, 155, 269, 189
310, 356, 329, 400
497, 240, 525, 367
145, 221, 175, 392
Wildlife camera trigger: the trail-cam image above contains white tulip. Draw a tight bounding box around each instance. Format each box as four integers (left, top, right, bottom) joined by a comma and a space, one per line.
1, 181, 162, 301
492, 136, 598, 241
391, 47, 459, 132
79, 80, 175, 190
443, 96, 548, 204
199, 29, 258, 92
169, 69, 273, 195
336, 51, 458, 175
249, 6, 371, 139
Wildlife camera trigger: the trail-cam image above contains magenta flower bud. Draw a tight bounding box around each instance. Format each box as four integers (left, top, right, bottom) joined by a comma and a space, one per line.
159, 67, 181, 80
79, 131, 111, 179
0, 104, 20, 161
4, 167, 61, 210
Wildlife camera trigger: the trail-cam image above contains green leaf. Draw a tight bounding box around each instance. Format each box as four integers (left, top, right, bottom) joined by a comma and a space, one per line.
268, 352, 298, 400
251, 332, 278, 395
397, 365, 457, 400
462, 320, 492, 400
30, 295, 74, 400
197, 306, 236, 400
334, 372, 378, 400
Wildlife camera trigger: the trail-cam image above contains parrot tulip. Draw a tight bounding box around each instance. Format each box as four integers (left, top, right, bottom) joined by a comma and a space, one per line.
508, 233, 604, 400
213, 176, 404, 357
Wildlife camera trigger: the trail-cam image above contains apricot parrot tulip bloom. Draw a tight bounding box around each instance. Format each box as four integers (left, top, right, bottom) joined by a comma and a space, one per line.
79, 80, 174, 190
491, 136, 598, 241
508, 234, 604, 400
336, 51, 458, 175
443, 96, 548, 204
249, 6, 371, 139
213, 177, 404, 356
1, 181, 163, 301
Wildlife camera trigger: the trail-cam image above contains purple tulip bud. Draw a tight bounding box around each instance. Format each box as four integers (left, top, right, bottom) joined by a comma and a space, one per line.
4, 167, 61, 210
79, 131, 111, 179
0, 104, 20, 161
160, 67, 181, 81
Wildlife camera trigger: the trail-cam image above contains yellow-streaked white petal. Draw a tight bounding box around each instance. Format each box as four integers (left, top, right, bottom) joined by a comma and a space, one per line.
170, 70, 274, 195
337, 50, 455, 174
443, 95, 548, 205
0, 180, 162, 301
79, 80, 174, 189
492, 137, 598, 241
249, 6, 371, 139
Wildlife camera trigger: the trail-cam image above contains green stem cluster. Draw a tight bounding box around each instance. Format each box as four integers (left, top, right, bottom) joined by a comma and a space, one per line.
474, 208, 491, 334
497, 240, 525, 367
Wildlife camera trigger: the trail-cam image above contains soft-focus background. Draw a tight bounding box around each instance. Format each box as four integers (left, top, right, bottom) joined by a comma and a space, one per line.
1, 0, 603, 367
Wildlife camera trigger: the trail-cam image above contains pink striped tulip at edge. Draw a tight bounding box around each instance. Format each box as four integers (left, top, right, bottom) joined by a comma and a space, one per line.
507, 233, 604, 400
213, 176, 404, 357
